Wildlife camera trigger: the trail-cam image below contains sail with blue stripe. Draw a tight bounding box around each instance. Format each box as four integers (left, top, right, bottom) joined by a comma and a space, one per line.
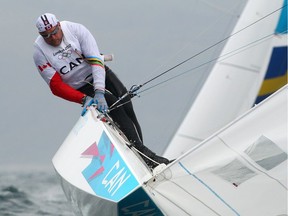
255, 1, 287, 104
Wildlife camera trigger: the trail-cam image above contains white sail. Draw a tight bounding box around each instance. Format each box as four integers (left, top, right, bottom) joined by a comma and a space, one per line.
164, 0, 287, 158
147, 85, 287, 216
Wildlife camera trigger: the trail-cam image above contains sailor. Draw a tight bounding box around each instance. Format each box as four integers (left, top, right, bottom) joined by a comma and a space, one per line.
33, 13, 170, 168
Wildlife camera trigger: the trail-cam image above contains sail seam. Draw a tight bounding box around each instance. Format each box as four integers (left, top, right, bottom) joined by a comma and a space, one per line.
219, 62, 260, 73
177, 134, 203, 142
179, 162, 241, 216
164, 179, 222, 215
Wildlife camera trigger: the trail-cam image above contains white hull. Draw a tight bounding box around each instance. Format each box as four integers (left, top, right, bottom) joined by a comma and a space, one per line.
53, 109, 166, 215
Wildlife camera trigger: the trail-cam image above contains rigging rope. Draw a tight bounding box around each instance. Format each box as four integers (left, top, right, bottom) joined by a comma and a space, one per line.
108, 4, 287, 112
139, 4, 286, 87
139, 30, 285, 95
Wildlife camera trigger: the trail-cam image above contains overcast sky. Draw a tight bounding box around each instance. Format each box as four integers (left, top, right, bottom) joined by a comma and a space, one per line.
0, 0, 247, 171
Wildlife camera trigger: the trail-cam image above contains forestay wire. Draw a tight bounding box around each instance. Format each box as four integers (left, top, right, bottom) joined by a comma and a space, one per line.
139, 28, 287, 95
108, 4, 287, 112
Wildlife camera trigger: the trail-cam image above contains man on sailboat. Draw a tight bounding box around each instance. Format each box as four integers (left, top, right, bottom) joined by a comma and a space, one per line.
32, 13, 170, 168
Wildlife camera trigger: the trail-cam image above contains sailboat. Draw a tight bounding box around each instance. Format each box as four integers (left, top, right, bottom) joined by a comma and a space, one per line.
52, 0, 287, 215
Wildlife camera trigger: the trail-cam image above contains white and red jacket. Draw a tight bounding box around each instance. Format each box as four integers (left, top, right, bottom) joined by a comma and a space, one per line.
33, 21, 105, 104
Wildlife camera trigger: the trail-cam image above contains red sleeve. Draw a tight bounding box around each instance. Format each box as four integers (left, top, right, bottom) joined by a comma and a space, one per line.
50, 72, 85, 104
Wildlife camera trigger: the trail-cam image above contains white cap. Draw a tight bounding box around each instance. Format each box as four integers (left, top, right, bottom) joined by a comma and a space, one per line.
36, 13, 59, 32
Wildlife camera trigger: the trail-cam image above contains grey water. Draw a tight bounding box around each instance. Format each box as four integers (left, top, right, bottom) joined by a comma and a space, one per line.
0, 169, 74, 216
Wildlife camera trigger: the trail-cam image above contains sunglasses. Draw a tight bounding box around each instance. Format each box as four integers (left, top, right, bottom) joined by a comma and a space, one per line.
40, 25, 60, 39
